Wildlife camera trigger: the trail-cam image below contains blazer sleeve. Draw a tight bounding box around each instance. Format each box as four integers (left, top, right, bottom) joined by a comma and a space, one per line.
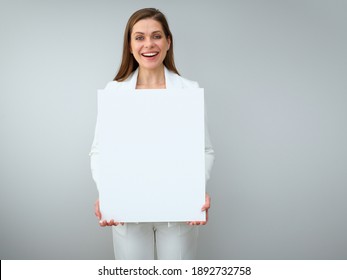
89, 107, 101, 191
204, 110, 215, 182
89, 82, 115, 191
190, 81, 215, 183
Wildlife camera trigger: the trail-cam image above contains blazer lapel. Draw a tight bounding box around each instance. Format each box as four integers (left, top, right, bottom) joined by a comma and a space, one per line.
165, 67, 183, 89
128, 68, 139, 89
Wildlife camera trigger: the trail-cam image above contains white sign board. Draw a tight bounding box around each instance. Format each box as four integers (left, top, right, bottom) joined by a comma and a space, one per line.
98, 88, 205, 222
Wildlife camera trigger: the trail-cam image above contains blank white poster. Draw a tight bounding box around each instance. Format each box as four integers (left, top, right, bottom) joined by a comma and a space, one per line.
97, 88, 205, 222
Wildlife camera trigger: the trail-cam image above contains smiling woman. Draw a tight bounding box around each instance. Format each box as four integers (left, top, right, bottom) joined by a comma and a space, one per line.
130, 19, 171, 89
115, 8, 179, 83
89, 8, 215, 260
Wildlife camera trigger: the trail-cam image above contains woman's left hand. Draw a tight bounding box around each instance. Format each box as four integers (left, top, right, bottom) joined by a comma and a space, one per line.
187, 193, 211, 226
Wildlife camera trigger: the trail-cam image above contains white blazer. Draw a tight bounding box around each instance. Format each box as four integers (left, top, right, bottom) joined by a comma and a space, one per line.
90, 67, 215, 191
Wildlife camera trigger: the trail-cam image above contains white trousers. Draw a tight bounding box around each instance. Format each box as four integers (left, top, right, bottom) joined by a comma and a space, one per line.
112, 222, 198, 260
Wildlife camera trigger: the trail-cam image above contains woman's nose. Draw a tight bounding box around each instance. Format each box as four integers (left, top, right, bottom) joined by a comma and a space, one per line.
144, 38, 154, 48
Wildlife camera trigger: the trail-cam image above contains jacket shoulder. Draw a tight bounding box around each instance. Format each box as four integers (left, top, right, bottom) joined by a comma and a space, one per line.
104, 71, 136, 90
180, 76, 200, 88
104, 80, 121, 90
168, 71, 200, 88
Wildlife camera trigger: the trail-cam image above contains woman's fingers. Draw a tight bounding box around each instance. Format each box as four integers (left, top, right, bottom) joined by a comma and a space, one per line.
201, 193, 211, 211
95, 199, 123, 226
98, 219, 124, 227
99, 220, 107, 227
188, 193, 211, 226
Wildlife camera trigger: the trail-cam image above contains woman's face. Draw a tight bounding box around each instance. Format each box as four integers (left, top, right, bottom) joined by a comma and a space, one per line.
130, 18, 171, 71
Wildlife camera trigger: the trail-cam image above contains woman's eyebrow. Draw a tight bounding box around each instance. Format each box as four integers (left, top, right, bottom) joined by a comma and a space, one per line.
133, 30, 163, 35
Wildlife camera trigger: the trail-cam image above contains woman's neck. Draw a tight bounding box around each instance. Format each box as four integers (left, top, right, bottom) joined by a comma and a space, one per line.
136, 65, 166, 89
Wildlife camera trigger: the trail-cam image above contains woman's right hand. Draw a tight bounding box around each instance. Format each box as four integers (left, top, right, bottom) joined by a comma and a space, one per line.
94, 198, 124, 226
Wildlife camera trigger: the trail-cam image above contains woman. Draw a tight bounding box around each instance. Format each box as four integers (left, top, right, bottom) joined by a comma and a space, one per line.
90, 8, 215, 259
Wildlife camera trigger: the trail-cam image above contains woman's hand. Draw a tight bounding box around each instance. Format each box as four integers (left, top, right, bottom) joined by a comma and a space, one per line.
94, 198, 124, 226
187, 193, 211, 226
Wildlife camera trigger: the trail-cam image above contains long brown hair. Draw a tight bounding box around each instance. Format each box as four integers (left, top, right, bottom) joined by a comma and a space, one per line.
114, 8, 180, 82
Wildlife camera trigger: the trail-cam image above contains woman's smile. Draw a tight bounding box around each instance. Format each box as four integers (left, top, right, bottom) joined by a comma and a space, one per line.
142, 52, 159, 57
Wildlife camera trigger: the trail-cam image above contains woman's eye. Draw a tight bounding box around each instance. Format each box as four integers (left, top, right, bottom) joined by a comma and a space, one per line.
153, 35, 162, 39
135, 36, 144, 40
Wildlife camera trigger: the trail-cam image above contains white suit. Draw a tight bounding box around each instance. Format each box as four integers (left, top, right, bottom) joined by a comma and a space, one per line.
90, 67, 215, 259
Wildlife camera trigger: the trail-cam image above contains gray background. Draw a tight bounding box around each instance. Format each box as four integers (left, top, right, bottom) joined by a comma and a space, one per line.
1, 0, 346, 259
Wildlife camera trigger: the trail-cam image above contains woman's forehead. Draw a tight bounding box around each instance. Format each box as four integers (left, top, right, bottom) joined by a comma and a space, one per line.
132, 19, 164, 34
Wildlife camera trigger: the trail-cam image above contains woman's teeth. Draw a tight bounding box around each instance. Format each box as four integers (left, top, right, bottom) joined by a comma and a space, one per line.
142, 52, 158, 57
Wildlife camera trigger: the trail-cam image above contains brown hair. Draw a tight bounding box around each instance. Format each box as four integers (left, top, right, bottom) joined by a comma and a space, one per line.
114, 8, 180, 81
